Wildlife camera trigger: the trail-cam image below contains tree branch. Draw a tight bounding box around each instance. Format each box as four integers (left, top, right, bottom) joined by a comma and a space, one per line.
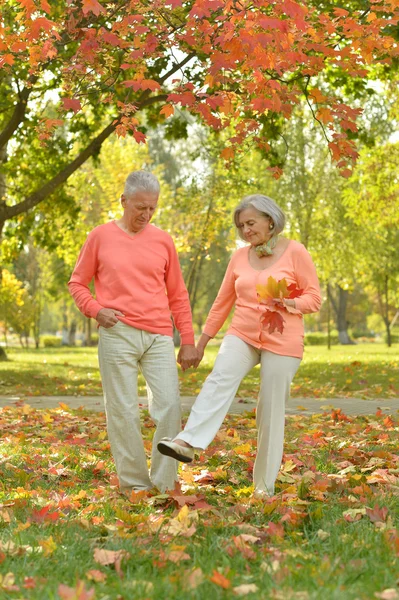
0, 86, 179, 222
0, 77, 38, 150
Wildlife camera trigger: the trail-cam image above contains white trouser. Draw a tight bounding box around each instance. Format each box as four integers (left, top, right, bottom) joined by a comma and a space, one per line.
98, 321, 181, 492
179, 335, 301, 495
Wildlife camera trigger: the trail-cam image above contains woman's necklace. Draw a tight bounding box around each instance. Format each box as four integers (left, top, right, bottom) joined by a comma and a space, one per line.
254, 235, 279, 257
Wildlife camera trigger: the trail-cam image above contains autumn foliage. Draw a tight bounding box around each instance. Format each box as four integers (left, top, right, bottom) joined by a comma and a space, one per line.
2, 0, 399, 180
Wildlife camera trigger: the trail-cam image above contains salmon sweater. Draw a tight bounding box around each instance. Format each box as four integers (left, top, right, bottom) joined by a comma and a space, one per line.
203, 241, 321, 358
68, 222, 195, 345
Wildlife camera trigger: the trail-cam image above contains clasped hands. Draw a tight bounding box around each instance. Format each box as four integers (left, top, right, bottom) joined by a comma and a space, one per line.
177, 344, 204, 371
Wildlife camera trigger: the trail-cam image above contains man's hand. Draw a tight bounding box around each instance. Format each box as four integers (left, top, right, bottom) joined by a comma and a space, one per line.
96, 308, 125, 328
177, 344, 198, 371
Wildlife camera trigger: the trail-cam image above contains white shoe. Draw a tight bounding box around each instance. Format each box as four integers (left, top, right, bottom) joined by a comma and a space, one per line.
157, 438, 194, 463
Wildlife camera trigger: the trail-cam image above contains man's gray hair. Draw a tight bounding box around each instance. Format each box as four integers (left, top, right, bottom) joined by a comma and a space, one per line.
123, 170, 160, 198
234, 194, 285, 240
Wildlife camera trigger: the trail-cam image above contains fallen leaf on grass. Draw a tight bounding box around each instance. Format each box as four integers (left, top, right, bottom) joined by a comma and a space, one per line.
39, 535, 57, 556
0, 572, 19, 592
316, 529, 330, 540
375, 590, 399, 600
234, 583, 259, 596
86, 569, 107, 582
167, 549, 191, 563
58, 580, 95, 600
210, 570, 231, 589
167, 505, 198, 537
0, 540, 40, 556
22, 576, 37, 589
93, 548, 130, 578
366, 505, 388, 524
342, 507, 366, 522
184, 567, 204, 589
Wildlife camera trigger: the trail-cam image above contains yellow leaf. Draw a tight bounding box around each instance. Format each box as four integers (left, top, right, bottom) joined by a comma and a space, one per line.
233, 443, 251, 454
39, 535, 57, 556
256, 276, 289, 301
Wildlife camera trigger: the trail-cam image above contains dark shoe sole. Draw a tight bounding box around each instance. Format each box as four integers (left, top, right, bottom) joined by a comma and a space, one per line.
157, 441, 193, 463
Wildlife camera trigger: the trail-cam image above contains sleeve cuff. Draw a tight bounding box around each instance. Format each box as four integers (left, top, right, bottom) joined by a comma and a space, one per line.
88, 302, 104, 320
203, 326, 217, 338
180, 333, 195, 345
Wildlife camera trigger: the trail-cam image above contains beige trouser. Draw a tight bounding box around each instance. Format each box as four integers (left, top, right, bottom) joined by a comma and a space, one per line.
98, 321, 180, 492
179, 335, 301, 495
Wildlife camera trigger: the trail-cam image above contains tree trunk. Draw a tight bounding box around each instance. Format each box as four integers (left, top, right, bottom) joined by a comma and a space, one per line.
377, 275, 391, 347
85, 317, 92, 346
0, 142, 8, 361
327, 284, 355, 345
68, 320, 76, 346
62, 301, 69, 345
326, 282, 331, 350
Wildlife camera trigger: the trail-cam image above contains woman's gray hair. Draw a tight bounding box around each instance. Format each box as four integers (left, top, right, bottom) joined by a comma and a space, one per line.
234, 194, 285, 240
123, 170, 160, 198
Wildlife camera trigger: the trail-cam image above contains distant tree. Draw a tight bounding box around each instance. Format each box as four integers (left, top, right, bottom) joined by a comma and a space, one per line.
344, 142, 399, 346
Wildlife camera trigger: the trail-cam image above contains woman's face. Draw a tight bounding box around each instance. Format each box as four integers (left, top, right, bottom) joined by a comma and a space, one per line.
237, 207, 272, 246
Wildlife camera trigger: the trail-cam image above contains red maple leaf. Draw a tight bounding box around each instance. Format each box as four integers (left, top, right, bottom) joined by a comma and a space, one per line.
287, 282, 304, 299
261, 310, 285, 334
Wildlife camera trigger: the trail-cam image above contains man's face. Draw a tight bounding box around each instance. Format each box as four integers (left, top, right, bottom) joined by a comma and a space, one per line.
121, 190, 159, 233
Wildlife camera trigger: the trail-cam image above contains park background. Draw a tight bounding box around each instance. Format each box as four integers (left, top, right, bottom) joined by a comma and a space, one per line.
0, 1, 398, 599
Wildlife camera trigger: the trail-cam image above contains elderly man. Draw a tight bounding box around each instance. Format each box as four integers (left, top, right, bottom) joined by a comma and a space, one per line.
68, 170, 197, 493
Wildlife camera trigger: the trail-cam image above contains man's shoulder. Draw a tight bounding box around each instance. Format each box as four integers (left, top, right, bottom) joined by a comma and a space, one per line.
88, 222, 114, 238
147, 223, 174, 244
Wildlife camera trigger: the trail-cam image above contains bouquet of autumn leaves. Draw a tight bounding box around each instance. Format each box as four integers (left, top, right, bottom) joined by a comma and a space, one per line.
256, 276, 303, 334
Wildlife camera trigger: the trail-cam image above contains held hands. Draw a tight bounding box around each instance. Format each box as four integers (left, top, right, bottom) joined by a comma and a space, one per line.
177, 344, 199, 371
96, 308, 125, 328
177, 344, 206, 370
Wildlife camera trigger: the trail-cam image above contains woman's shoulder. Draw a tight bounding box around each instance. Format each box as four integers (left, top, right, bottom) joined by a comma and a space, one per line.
285, 238, 307, 254
230, 245, 249, 262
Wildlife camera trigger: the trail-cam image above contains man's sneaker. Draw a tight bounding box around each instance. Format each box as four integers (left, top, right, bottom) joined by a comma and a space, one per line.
157, 438, 194, 463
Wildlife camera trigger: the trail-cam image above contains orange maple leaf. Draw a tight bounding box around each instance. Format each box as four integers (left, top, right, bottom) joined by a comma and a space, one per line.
210, 570, 231, 589
160, 104, 174, 118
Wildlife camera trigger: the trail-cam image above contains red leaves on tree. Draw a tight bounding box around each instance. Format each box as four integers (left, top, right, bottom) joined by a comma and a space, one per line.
4, 1, 399, 174
82, 0, 105, 17
62, 98, 82, 113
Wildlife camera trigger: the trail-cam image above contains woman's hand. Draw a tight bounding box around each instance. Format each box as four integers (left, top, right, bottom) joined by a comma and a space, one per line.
192, 345, 205, 368
273, 298, 296, 309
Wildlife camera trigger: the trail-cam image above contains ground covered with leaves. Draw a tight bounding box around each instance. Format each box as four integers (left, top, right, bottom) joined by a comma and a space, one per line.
0, 403, 398, 599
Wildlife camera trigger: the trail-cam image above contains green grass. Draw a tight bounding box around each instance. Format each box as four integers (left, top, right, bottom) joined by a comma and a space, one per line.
0, 405, 397, 599
0, 343, 398, 399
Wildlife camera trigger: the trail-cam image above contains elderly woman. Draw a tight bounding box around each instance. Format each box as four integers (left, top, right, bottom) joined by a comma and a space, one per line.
158, 194, 321, 498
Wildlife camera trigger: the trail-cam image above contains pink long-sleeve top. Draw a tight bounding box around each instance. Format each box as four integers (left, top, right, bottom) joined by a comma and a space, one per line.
68, 222, 195, 345
203, 240, 321, 358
